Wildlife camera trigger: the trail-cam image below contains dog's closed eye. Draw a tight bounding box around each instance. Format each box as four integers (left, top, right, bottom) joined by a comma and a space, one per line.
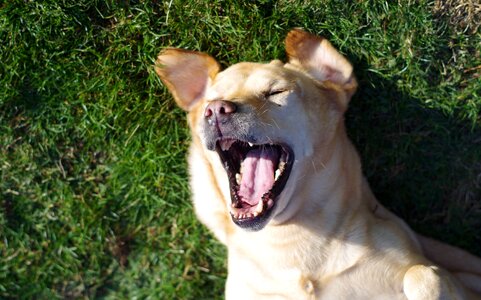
263, 89, 287, 98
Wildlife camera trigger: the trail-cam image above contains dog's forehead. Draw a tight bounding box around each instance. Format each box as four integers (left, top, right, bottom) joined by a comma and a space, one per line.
207, 62, 289, 99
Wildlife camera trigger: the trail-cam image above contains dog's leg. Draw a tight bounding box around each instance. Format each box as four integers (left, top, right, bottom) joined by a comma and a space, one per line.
418, 235, 481, 294
403, 265, 464, 300
454, 273, 481, 295
418, 235, 481, 275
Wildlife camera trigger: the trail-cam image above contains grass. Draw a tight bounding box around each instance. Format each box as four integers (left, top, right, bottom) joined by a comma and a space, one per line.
0, 0, 480, 298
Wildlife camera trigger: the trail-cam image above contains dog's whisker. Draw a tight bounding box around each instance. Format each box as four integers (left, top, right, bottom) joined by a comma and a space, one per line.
311, 159, 318, 174
270, 118, 281, 130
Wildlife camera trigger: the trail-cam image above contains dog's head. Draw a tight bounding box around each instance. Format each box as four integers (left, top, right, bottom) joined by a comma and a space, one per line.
156, 29, 357, 231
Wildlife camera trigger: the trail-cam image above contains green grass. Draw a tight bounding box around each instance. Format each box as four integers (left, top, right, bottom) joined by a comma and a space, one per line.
1, 0, 480, 298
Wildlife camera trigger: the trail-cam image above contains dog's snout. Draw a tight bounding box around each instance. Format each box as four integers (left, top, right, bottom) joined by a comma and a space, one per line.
204, 100, 237, 119
203, 100, 240, 149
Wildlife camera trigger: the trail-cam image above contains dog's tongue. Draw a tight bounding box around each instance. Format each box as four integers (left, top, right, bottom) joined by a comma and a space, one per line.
238, 147, 279, 206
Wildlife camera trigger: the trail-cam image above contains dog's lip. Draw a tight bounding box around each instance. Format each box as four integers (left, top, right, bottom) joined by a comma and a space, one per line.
214, 137, 294, 231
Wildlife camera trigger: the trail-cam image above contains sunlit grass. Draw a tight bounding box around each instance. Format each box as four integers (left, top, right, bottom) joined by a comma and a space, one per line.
1, 0, 480, 298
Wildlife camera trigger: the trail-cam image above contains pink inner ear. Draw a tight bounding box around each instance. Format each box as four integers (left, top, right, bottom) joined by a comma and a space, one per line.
311, 65, 338, 83
308, 41, 353, 85
169, 65, 209, 109
324, 66, 337, 82
322, 65, 350, 86
285, 29, 353, 86
156, 49, 219, 111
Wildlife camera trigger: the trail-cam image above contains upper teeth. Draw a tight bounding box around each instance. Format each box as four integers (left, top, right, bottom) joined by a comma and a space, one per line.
248, 142, 254, 147
220, 139, 235, 151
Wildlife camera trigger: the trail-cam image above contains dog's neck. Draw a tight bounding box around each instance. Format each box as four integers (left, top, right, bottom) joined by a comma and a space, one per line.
224, 127, 378, 276
272, 124, 370, 230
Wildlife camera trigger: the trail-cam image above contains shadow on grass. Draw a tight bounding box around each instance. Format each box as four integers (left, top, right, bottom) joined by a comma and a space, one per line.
345, 58, 481, 256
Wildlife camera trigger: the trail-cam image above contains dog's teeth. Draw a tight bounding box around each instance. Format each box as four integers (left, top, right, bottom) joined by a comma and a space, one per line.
253, 212, 259, 217
278, 161, 285, 171
274, 169, 281, 181
221, 139, 235, 151
248, 142, 254, 147
256, 200, 264, 214
236, 173, 241, 185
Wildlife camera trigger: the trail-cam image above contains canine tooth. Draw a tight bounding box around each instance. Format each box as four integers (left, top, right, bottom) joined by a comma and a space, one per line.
236, 173, 241, 185
274, 169, 281, 181
253, 212, 259, 217
255, 200, 264, 214
221, 139, 235, 151
248, 142, 254, 147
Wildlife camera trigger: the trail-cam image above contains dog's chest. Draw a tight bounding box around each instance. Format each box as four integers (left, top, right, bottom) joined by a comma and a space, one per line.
225, 255, 407, 300
225, 230, 324, 298
225, 233, 408, 300
225, 252, 319, 299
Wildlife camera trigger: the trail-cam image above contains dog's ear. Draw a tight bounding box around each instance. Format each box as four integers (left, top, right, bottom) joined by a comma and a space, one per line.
155, 49, 220, 111
285, 29, 357, 102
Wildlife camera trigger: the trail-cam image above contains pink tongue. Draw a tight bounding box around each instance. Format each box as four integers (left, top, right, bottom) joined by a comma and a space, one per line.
238, 147, 279, 206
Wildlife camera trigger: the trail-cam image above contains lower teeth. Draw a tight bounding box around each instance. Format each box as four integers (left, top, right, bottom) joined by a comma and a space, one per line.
274, 169, 281, 181
230, 199, 267, 220
255, 200, 264, 213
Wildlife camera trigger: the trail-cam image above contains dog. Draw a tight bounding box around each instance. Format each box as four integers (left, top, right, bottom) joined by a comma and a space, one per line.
155, 29, 481, 299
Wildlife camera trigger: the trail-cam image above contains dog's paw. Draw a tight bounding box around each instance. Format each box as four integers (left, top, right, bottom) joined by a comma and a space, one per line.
403, 265, 464, 300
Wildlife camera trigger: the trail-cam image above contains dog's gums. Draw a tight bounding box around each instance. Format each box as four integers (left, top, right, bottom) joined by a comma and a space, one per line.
215, 139, 293, 230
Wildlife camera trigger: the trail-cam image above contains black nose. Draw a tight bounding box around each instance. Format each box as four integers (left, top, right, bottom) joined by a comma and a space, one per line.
204, 100, 237, 122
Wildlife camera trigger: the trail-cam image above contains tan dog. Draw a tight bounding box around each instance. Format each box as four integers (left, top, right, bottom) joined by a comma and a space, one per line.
156, 29, 481, 299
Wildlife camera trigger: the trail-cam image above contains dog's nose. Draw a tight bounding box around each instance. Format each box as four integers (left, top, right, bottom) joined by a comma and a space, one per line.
204, 100, 237, 120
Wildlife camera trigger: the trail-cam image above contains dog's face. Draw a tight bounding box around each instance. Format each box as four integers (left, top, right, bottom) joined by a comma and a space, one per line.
156, 29, 357, 231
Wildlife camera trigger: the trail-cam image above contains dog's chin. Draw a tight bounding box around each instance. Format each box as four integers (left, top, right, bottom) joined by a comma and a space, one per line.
231, 201, 276, 231
214, 138, 294, 231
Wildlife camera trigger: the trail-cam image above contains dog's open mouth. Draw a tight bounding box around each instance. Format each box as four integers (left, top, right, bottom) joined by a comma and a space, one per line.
215, 139, 294, 230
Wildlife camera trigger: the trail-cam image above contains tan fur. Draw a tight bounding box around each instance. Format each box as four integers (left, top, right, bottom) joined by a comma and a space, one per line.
155, 29, 481, 299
